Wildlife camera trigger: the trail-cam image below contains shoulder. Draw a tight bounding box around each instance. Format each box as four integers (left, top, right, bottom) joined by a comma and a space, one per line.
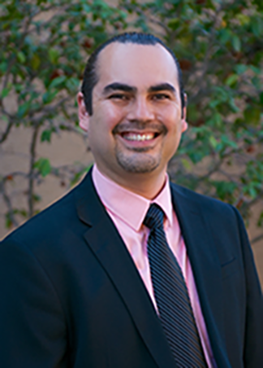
0, 171, 96, 250
170, 181, 244, 232
170, 181, 234, 212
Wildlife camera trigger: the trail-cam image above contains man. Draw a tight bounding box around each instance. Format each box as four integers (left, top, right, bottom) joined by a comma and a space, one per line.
0, 32, 262, 368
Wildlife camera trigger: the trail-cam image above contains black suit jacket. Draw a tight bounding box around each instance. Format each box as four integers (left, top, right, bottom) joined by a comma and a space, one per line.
0, 170, 262, 368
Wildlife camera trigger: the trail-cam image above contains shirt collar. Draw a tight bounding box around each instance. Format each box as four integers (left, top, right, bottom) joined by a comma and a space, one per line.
92, 164, 173, 232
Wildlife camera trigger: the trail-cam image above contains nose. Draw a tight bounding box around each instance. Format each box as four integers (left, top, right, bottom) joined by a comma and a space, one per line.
127, 97, 155, 122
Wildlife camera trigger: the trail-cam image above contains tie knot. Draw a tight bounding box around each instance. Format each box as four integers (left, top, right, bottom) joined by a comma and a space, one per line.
144, 203, 164, 230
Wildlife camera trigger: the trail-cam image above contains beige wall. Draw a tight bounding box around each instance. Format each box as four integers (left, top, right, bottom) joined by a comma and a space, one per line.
0, 126, 92, 237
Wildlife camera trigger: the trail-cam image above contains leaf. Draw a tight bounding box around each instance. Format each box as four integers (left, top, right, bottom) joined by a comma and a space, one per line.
41, 130, 52, 142
5, 212, 13, 229
244, 107, 261, 126
181, 158, 191, 170
213, 113, 222, 127
236, 14, 250, 26
31, 54, 41, 70
34, 158, 51, 177
209, 136, 218, 149
235, 64, 247, 75
1, 87, 11, 98
49, 75, 66, 89
219, 28, 231, 44
17, 51, 26, 63
246, 186, 257, 199
250, 66, 261, 75
0, 62, 8, 73
232, 35, 241, 52
66, 77, 80, 92
83, 3, 91, 12
168, 18, 180, 30
221, 135, 238, 149
213, 181, 237, 201
251, 17, 262, 37
33, 194, 41, 202
42, 90, 58, 104
225, 74, 239, 87
17, 102, 30, 118
48, 48, 60, 64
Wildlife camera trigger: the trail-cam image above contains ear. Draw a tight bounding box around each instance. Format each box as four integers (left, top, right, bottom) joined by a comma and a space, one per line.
77, 92, 90, 132
181, 93, 188, 132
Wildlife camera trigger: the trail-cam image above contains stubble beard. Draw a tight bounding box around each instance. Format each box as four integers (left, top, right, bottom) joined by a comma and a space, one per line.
115, 146, 161, 173
113, 121, 167, 173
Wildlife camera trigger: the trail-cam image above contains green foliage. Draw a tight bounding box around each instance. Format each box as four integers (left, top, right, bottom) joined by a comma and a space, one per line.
5, 209, 28, 229
0, 0, 262, 243
34, 158, 52, 177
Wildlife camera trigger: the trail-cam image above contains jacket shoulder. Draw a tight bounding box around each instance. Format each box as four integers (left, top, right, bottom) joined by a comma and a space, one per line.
170, 182, 233, 213
1, 172, 94, 246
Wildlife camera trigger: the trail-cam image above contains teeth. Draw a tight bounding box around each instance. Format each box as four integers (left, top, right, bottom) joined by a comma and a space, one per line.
125, 133, 155, 141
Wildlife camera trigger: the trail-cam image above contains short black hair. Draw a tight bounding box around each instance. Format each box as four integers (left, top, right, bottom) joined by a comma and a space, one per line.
81, 32, 185, 116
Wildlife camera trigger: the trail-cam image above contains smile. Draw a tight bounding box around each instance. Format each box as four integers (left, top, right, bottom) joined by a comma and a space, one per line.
122, 133, 157, 141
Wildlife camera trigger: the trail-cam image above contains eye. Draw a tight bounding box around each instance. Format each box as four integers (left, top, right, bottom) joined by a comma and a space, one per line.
152, 93, 171, 100
108, 93, 130, 101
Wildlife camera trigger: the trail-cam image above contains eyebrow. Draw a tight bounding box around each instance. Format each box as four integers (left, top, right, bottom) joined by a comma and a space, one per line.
103, 83, 137, 94
103, 82, 176, 95
148, 83, 175, 93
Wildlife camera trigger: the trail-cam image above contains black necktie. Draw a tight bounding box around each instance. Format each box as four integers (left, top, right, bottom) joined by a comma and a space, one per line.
144, 203, 207, 367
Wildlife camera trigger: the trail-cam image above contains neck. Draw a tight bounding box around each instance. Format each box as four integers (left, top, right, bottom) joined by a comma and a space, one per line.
118, 173, 167, 200
96, 166, 167, 200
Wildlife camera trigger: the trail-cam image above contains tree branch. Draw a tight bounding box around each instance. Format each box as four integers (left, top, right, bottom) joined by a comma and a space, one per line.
28, 123, 41, 218
0, 180, 19, 228
0, 120, 13, 144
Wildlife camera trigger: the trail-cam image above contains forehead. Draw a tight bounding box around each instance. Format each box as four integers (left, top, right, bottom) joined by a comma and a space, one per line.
95, 42, 179, 90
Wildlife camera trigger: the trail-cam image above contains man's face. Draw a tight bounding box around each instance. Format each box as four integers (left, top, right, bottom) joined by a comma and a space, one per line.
78, 42, 187, 188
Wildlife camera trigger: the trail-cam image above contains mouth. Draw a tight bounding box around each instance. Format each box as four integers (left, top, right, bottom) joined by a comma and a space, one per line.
121, 132, 158, 142
113, 123, 166, 149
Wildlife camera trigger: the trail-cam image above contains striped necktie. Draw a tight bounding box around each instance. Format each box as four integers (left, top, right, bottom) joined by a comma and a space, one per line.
144, 203, 207, 367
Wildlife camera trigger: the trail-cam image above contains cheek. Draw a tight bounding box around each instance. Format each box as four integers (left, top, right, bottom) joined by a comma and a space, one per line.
162, 115, 184, 150
163, 117, 181, 136
98, 102, 126, 127
88, 109, 121, 150
159, 104, 181, 125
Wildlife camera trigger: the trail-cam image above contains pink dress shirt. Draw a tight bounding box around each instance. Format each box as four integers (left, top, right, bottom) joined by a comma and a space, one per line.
92, 164, 216, 367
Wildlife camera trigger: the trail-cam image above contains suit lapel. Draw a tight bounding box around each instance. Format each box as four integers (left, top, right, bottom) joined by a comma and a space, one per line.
75, 172, 176, 368
170, 184, 230, 367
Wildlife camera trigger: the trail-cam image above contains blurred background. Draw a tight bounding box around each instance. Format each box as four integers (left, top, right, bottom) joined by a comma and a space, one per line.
0, 0, 262, 284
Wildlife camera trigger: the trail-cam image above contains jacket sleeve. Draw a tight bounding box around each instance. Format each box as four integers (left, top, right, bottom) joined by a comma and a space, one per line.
232, 207, 263, 367
0, 237, 67, 368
